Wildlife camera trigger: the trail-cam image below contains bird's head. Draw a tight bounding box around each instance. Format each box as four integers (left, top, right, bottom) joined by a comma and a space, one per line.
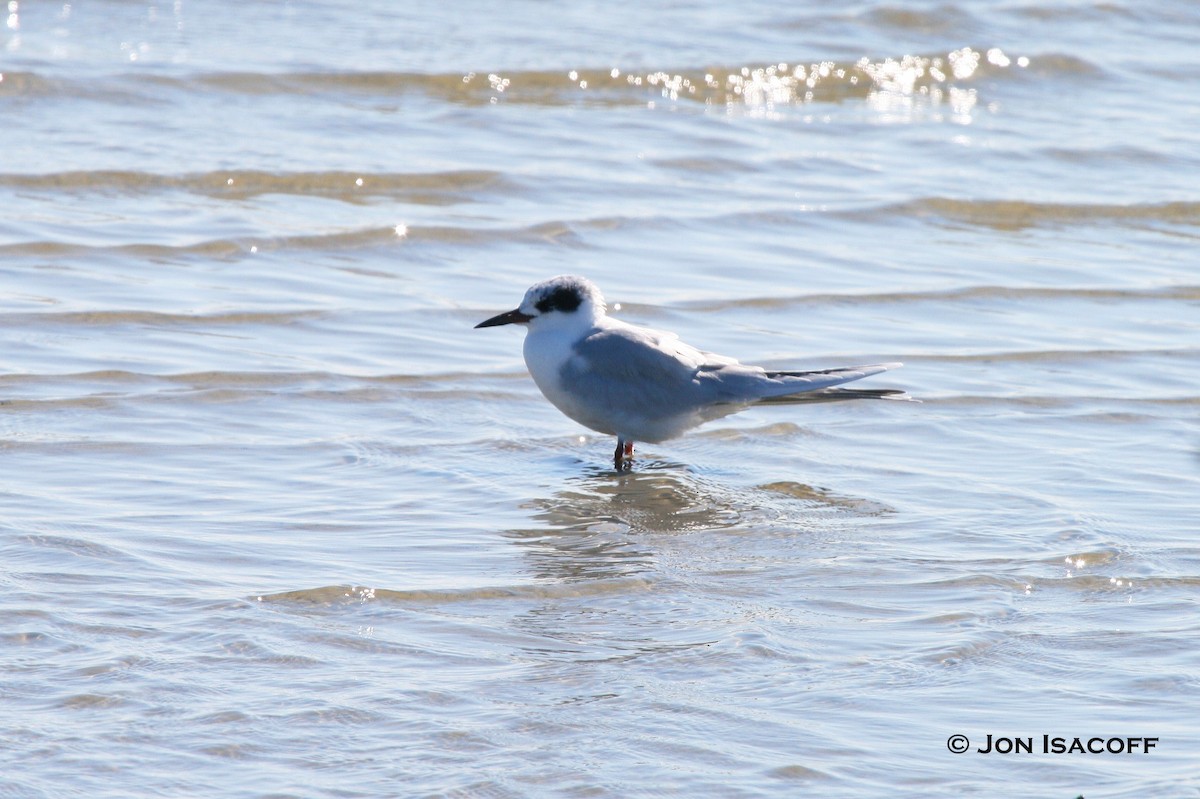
475, 275, 606, 332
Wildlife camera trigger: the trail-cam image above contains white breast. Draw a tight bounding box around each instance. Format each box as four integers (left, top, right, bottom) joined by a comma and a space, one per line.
522, 327, 617, 435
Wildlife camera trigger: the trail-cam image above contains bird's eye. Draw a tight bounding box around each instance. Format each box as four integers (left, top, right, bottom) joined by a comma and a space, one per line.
535, 286, 582, 314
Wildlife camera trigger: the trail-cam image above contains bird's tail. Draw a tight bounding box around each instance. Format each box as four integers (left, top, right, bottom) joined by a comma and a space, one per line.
747, 362, 914, 404
753, 386, 915, 405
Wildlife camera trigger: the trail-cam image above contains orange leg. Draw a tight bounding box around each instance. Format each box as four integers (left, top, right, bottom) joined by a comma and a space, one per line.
614, 438, 635, 470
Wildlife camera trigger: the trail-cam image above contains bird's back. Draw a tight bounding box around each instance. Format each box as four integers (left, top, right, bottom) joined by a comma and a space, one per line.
527, 312, 904, 443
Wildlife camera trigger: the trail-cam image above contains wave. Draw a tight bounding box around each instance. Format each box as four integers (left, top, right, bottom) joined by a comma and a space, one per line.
0, 310, 324, 327
256, 578, 654, 605
2, 48, 1094, 108
6, 193, 1196, 258
0, 70, 61, 97
680, 284, 1200, 311
0, 218, 592, 257
905, 346, 1198, 363
0, 226, 404, 258
192, 50, 1093, 106
0, 368, 481, 385
857, 197, 1200, 230
0, 168, 509, 201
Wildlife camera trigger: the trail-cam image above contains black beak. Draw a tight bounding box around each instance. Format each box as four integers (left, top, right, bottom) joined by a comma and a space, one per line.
475, 308, 534, 328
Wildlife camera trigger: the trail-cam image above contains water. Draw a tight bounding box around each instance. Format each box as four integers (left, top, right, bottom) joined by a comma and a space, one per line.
3, 1, 1199, 796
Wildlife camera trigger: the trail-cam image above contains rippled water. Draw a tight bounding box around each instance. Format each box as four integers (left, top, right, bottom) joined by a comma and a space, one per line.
3, 1, 1199, 797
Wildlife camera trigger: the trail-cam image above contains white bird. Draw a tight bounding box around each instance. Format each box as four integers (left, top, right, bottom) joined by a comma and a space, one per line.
476, 275, 908, 469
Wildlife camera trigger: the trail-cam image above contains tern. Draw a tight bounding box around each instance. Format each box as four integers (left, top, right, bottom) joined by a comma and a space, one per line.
476, 275, 908, 470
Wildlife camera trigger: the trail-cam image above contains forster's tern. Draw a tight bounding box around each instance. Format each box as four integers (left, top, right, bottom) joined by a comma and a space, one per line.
476, 275, 908, 469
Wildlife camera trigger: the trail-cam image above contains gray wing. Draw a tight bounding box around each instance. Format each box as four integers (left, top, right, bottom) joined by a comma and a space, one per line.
567, 322, 904, 412
563, 325, 731, 419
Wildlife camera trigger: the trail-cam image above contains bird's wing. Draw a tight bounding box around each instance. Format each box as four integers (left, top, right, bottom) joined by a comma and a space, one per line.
568, 320, 907, 421
562, 323, 736, 416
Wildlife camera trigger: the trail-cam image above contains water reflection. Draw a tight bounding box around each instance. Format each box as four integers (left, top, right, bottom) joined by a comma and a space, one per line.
541, 462, 745, 534
502, 463, 733, 581
504, 462, 891, 583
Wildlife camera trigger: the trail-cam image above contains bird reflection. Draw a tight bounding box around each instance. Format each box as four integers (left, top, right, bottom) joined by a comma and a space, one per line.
549, 461, 746, 533
500, 462, 737, 581
502, 461, 889, 583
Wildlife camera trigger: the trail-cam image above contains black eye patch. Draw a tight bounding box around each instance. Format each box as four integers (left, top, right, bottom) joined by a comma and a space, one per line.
534, 286, 582, 314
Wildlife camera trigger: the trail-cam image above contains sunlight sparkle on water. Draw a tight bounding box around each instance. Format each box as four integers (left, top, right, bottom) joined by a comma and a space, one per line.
592, 47, 1021, 115
948, 47, 980, 80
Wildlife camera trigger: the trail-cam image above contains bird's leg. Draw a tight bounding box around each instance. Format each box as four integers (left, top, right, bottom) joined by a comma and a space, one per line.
614, 438, 635, 471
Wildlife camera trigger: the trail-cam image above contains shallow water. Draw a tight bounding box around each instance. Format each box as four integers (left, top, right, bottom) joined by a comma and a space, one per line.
2, 1, 1199, 797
